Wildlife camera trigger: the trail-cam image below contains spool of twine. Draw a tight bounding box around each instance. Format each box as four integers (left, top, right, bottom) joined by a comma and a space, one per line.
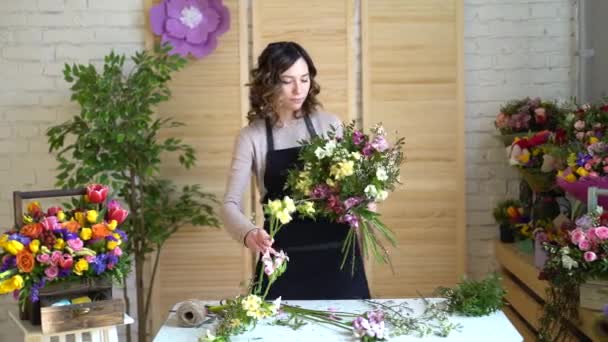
175, 299, 208, 327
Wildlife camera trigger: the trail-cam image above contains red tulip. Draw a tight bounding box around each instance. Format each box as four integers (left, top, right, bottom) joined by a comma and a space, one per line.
108, 207, 129, 224
86, 184, 108, 204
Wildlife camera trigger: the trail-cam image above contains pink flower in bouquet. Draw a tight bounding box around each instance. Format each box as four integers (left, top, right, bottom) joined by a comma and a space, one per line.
576, 132, 585, 140
495, 112, 508, 129
588, 227, 599, 242
261, 251, 275, 275
46, 206, 62, 217
36, 253, 50, 264
107, 201, 129, 224
352, 130, 365, 145
579, 239, 591, 251
584, 251, 598, 262
44, 265, 58, 280
509, 112, 530, 130
596, 226, 608, 240
50, 251, 62, 266
574, 120, 586, 131
534, 108, 547, 125
67, 238, 83, 251
41, 216, 60, 231
362, 143, 374, 157
86, 184, 108, 204
371, 136, 389, 152
570, 228, 586, 245
59, 254, 73, 269
328, 194, 345, 215
311, 184, 331, 199
113, 246, 123, 257
340, 213, 359, 229
273, 250, 289, 268
85, 255, 96, 263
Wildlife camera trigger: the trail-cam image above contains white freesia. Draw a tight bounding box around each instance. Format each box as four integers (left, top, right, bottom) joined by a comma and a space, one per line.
315, 147, 327, 159
364, 185, 378, 199
283, 196, 296, 213
376, 167, 388, 181
324, 139, 337, 156
561, 254, 578, 270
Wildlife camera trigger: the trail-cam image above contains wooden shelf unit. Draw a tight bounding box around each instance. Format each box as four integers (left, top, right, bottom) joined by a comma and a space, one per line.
495, 240, 605, 341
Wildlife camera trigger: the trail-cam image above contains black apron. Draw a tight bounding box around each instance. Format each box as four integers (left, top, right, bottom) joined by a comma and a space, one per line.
255, 115, 370, 300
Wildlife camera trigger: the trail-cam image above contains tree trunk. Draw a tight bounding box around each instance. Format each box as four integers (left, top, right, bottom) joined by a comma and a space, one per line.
136, 254, 147, 342
123, 273, 132, 342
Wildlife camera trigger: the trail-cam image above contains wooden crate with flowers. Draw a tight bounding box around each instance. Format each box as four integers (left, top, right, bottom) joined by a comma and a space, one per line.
0, 184, 130, 334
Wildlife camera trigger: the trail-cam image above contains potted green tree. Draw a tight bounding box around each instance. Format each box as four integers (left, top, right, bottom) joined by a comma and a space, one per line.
46, 44, 219, 342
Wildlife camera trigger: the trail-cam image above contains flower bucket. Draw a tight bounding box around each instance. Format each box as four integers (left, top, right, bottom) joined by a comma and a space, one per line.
518, 168, 555, 193
534, 238, 548, 269
515, 239, 533, 255
557, 176, 608, 208
579, 279, 608, 311
499, 223, 515, 243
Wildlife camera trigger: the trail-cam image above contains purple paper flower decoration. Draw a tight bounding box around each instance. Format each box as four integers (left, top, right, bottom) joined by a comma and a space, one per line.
149, 0, 230, 59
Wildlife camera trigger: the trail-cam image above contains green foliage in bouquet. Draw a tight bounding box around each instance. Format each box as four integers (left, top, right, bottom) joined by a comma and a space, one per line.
435, 273, 506, 317
46, 43, 219, 342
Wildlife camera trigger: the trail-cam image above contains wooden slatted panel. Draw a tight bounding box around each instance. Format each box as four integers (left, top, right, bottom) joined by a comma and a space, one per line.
144, 0, 249, 336
251, 0, 355, 122
362, 0, 466, 296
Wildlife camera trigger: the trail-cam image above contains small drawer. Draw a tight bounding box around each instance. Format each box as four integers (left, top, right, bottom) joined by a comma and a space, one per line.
41, 298, 125, 334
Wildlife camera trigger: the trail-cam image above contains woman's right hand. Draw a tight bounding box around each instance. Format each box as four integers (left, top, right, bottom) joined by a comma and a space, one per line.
244, 228, 274, 254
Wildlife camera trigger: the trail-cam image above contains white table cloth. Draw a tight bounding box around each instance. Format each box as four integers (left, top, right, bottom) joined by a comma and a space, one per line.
154, 298, 522, 342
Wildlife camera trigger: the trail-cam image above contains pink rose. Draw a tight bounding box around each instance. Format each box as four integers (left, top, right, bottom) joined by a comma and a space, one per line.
67, 238, 83, 251
584, 162, 592, 171
50, 251, 62, 266
584, 251, 597, 262
596, 226, 608, 240
85, 255, 96, 263
589, 171, 599, 178
495, 112, 508, 128
113, 246, 123, 257
574, 120, 586, 131
45, 266, 59, 280
570, 228, 586, 244
36, 253, 50, 264
58, 254, 73, 269
603, 165, 608, 173
588, 228, 599, 242
534, 108, 547, 125
579, 239, 591, 251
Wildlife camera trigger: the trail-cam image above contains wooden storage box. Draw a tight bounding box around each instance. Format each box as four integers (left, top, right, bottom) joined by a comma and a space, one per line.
579, 279, 608, 311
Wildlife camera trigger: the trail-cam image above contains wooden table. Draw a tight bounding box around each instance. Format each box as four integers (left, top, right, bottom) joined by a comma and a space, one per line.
154, 298, 522, 341
7, 309, 134, 342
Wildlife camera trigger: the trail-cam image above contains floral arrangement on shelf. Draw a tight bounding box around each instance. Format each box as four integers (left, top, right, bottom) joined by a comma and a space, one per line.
558, 100, 608, 142
284, 121, 405, 271
495, 97, 562, 136
0, 184, 129, 309
492, 199, 528, 226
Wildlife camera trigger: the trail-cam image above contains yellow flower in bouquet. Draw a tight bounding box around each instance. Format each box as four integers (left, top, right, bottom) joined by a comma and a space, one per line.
330, 160, 354, 180
86, 210, 98, 223
74, 212, 86, 226
53, 238, 65, 250
5, 240, 24, 255
74, 258, 89, 275
29, 239, 40, 254
0, 275, 24, 294
80, 227, 92, 241
107, 219, 118, 231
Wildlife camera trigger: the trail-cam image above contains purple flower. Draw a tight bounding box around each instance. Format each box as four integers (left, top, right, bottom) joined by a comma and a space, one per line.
362, 143, 374, 157
352, 130, 365, 145
575, 215, 593, 229
63, 232, 78, 241
340, 214, 359, 229
58, 268, 71, 278
1, 256, 16, 272
371, 136, 389, 152
93, 254, 108, 275
577, 152, 592, 167
114, 229, 128, 243
352, 311, 386, 339
344, 197, 362, 210
150, 0, 230, 59
311, 184, 331, 199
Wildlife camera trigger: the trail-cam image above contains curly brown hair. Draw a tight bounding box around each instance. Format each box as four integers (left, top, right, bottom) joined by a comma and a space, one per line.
247, 41, 322, 125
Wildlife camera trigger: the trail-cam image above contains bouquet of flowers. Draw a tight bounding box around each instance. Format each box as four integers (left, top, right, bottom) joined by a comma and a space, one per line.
557, 100, 608, 143
506, 130, 556, 192
284, 122, 404, 271
0, 184, 129, 309
494, 97, 562, 146
492, 199, 528, 226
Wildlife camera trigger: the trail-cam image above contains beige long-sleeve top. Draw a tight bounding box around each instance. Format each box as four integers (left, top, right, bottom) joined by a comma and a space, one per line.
221, 111, 343, 244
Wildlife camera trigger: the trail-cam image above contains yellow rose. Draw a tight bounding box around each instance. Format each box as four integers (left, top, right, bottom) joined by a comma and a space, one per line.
565, 173, 577, 183
0, 275, 24, 294
86, 210, 99, 224
74, 212, 86, 227
29, 239, 40, 254
107, 240, 119, 250
53, 238, 65, 250
589, 136, 599, 144
107, 220, 118, 231
73, 258, 89, 276
517, 151, 530, 164
80, 228, 92, 241
112, 233, 121, 241
56, 211, 66, 222
0, 234, 8, 249
5, 240, 24, 255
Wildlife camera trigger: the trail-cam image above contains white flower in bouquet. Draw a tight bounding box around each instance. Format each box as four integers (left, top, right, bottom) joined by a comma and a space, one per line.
376, 167, 388, 181
364, 184, 379, 199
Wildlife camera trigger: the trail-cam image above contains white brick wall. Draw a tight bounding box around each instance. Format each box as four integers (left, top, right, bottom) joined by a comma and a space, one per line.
0, 1, 144, 341
464, 0, 575, 279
